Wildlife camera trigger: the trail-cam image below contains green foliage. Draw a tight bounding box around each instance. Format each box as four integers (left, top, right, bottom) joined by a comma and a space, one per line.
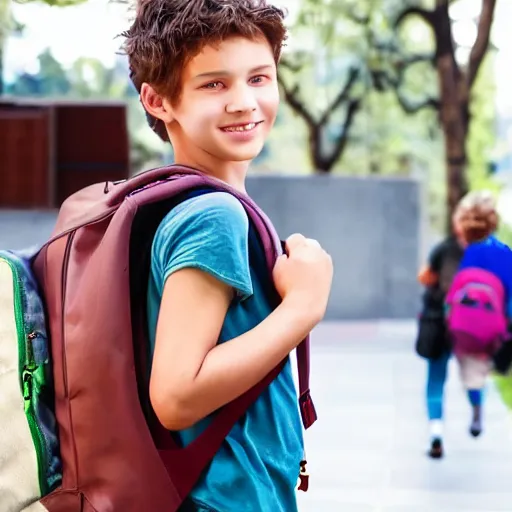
8, 49, 71, 95
495, 375, 512, 410
491, 216, 512, 410
494, 219, 512, 409
266, 0, 498, 235
15, 0, 87, 6
0, 0, 86, 94
272, 0, 442, 177
467, 52, 499, 193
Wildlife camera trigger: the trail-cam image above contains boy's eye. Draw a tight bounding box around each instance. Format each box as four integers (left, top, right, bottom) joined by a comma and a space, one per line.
250, 75, 267, 84
202, 81, 223, 90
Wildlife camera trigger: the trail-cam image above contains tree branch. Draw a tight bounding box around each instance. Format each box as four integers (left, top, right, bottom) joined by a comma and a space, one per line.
338, 6, 370, 26
467, 0, 496, 88
396, 53, 435, 70
370, 68, 439, 114
324, 99, 361, 171
279, 56, 305, 74
395, 6, 436, 29
396, 93, 440, 114
319, 67, 360, 126
277, 74, 316, 128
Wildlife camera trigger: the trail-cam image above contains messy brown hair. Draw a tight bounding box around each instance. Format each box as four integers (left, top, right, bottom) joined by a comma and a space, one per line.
122, 0, 287, 141
457, 190, 499, 243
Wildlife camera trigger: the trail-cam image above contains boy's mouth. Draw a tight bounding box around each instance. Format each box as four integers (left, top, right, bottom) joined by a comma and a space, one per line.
220, 121, 262, 133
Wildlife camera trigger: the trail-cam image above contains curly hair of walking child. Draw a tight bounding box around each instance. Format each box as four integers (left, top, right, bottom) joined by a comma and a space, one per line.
456, 190, 499, 245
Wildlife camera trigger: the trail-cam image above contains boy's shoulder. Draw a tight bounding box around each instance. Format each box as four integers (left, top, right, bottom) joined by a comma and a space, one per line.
470, 236, 512, 254
150, 189, 254, 299
151, 190, 251, 264
429, 236, 462, 264
157, 191, 248, 233
490, 235, 512, 251
462, 236, 512, 272
177, 190, 246, 215
431, 235, 457, 252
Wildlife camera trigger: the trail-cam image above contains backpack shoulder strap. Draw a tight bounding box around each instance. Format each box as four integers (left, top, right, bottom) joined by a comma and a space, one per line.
236, 191, 317, 430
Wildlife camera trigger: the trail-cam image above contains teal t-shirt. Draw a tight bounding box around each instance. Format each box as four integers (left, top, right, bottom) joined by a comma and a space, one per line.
146, 191, 304, 512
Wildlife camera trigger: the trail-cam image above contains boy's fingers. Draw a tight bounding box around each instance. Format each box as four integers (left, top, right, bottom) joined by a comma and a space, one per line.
286, 233, 306, 251
305, 238, 321, 249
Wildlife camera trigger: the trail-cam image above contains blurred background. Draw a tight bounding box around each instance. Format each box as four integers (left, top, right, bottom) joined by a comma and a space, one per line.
2, 0, 511, 230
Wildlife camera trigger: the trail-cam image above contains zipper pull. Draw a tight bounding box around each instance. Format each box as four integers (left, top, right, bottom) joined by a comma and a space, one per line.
22, 367, 35, 411
23, 332, 38, 407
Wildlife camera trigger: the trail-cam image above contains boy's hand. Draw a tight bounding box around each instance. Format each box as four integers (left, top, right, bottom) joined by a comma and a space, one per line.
273, 233, 333, 325
418, 265, 438, 287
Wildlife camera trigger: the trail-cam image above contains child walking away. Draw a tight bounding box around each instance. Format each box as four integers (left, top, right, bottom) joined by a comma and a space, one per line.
416, 205, 465, 459
446, 191, 512, 441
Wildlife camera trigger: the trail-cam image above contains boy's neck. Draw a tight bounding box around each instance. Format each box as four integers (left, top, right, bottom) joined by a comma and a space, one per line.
173, 150, 249, 193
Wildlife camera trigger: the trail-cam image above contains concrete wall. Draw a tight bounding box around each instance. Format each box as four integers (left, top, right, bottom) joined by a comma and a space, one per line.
0, 210, 57, 251
0, 174, 422, 320
246, 175, 421, 320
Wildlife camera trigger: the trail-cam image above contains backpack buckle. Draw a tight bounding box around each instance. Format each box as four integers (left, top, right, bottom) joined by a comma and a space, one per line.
297, 460, 309, 492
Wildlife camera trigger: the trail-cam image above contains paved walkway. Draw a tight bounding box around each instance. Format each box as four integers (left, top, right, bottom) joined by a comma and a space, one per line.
297, 321, 512, 512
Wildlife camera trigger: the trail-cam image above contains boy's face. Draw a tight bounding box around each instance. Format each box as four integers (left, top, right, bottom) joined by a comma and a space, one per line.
164, 35, 279, 164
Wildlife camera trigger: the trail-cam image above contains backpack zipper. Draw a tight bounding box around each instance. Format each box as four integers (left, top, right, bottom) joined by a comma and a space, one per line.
61, 232, 75, 399
60, 231, 79, 482
22, 358, 48, 495
6, 257, 49, 495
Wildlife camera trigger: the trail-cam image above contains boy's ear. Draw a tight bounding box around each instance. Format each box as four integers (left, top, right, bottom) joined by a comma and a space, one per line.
140, 83, 174, 124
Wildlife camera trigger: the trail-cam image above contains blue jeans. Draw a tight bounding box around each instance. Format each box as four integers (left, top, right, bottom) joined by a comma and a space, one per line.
426, 352, 450, 420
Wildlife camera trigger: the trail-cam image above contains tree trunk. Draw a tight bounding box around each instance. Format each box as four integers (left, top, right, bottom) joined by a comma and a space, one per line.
392, 0, 495, 233
433, 2, 470, 233
309, 125, 330, 173
437, 59, 470, 232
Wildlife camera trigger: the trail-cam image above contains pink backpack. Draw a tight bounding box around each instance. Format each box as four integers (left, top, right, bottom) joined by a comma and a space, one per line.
446, 267, 508, 355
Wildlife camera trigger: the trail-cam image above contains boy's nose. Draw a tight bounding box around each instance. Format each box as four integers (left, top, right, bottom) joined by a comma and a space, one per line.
225, 86, 257, 114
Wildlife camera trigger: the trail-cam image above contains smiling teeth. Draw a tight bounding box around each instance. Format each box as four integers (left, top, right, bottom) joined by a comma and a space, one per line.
224, 123, 257, 132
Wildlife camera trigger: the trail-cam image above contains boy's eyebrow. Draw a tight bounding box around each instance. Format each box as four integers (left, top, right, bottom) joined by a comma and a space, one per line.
193, 64, 274, 80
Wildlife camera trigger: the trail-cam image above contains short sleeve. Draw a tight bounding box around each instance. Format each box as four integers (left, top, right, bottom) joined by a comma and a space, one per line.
428, 240, 446, 273
151, 191, 253, 300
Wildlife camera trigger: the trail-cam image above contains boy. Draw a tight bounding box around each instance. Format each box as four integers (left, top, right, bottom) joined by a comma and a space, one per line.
123, 1, 333, 511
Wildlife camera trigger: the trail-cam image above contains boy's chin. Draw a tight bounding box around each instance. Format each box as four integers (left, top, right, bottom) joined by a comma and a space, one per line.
219, 146, 264, 163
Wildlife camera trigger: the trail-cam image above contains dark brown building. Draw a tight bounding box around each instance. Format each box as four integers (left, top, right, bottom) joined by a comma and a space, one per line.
0, 99, 130, 208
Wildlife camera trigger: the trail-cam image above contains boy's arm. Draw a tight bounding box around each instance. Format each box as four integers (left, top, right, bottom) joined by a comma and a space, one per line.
149, 193, 332, 431
150, 264, 319, 431
417, 239, 447, 286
